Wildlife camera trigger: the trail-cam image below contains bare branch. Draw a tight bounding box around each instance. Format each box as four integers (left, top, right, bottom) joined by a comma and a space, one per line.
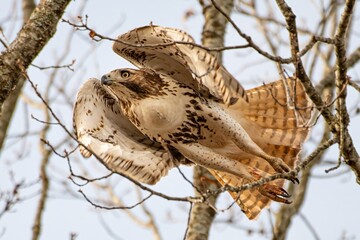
0, 0, 72, 110
211, 0, 290, 63
62, 16, 251, 54
0, 0, 36, 151
0, 180, 23, 219
78, 189, 153, 210
31, 126, 51, 240
31, 60, 76, 71
183, 203, 193, 240
298, 213, 321, 240
275, 0, 360, 183
66, 154, 114, 187
317, 46, 360, 91
186, 1, 233, 239
349, 80, 360, 93
333, 0, 360, 182
136, 189, 162, 240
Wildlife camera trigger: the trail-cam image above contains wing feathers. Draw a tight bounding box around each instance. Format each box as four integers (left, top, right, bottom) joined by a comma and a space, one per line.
73, 26, 314, 220
73, 79, 177, 184
112, 25, 247, 105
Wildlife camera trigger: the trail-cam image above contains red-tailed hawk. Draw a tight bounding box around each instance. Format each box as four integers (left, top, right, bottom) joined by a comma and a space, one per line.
73, 25, 313, 219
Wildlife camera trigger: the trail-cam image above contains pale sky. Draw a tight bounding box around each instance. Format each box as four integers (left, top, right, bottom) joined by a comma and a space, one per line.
1, 1, 359, 240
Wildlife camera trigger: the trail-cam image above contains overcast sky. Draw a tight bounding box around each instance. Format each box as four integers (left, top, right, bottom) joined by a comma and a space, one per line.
1, 1, 360, 240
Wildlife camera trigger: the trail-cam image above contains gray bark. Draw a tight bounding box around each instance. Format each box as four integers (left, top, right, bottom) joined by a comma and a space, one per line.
0, 0, 36, 150
186, 1, 234, 239
0, 0, 72, 111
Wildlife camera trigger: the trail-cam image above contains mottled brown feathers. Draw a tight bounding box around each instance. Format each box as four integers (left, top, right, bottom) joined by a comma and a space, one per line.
73, 25, 313, 220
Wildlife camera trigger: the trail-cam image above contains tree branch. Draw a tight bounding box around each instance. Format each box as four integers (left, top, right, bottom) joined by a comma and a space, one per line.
275, 0, 360, 184
0, 0, 72, 111
186, 1, 233, 239
31, 122, 51, 240
333, 0, 360, 183
0, 0, 36, 151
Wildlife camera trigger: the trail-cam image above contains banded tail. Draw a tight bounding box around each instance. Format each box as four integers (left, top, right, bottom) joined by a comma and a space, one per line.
212, 78, 312, 219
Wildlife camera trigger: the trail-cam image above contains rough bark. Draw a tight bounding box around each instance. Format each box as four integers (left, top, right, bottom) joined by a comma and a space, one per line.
200, 0, 233, 62
31, 142, 51, 240
186, 1, 234, 239
0, 0, 36, 150
333, 0, 360, 183
185, 168, 219, 240
0, 0, 72, 112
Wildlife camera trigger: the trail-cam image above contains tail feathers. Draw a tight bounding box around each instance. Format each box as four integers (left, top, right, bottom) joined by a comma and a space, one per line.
210, 142, 300, 219
242, 78, 312, 166
244, 78, 312, 128
263, 143, 300, 168
225, 78, 312, 148
212, 78, 313, 219
258, 127, 309, 147
210, 169, 287, 220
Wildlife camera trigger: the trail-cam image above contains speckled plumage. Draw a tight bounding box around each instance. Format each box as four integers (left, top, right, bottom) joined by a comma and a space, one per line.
73, 25, 313, 220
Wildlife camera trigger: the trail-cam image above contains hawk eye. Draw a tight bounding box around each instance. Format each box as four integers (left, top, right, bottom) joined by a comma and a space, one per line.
120, 70, 131, 78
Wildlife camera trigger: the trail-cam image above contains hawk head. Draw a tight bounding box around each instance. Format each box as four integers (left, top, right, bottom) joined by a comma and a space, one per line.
101, 68, 168, 100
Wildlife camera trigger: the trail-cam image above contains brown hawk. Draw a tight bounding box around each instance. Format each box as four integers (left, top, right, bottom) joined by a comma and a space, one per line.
73, 25, 313, 219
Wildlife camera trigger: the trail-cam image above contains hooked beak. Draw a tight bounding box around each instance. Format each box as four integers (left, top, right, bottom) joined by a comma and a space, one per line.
101, 75, 111, 85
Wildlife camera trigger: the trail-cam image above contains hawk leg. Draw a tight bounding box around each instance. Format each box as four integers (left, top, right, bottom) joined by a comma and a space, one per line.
208, 103, 293, 176
174, 142, 254, 181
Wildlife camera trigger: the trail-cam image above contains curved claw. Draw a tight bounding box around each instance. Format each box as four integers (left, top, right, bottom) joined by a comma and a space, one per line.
290, 177, 300, 184
259, 184, 292, 204
266, 157, 300, 184
285, 172, 300, 184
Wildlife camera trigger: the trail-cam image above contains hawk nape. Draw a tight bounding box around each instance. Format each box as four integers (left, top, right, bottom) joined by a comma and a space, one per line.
73, 25, 313, 219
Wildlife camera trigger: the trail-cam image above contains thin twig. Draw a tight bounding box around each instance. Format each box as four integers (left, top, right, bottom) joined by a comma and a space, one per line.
175, 165, 203, 195
298, 212, 321, 240
78, 189, 153, 210
65, 152, 113, 186
349, 80, 360, 93
62, 17, 251, 53
183, 203, 193, 240
31, 60, 75, 71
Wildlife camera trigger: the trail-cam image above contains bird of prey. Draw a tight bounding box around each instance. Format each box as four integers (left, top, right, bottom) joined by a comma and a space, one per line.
73, 25, 313, 219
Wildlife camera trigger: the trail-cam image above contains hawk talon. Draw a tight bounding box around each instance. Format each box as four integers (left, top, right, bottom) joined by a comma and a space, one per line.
287, 175, 300, 184
258, 156, 299, 184
259, 184, 292, 204
276, 187, 291, 198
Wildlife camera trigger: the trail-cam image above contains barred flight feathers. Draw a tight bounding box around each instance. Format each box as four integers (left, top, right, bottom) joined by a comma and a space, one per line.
73, 79, 178, 185
73, 25, 313, 220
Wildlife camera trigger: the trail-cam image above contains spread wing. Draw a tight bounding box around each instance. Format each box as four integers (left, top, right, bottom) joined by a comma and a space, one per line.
112, 25, 247, 105
73, 78, 178, 184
